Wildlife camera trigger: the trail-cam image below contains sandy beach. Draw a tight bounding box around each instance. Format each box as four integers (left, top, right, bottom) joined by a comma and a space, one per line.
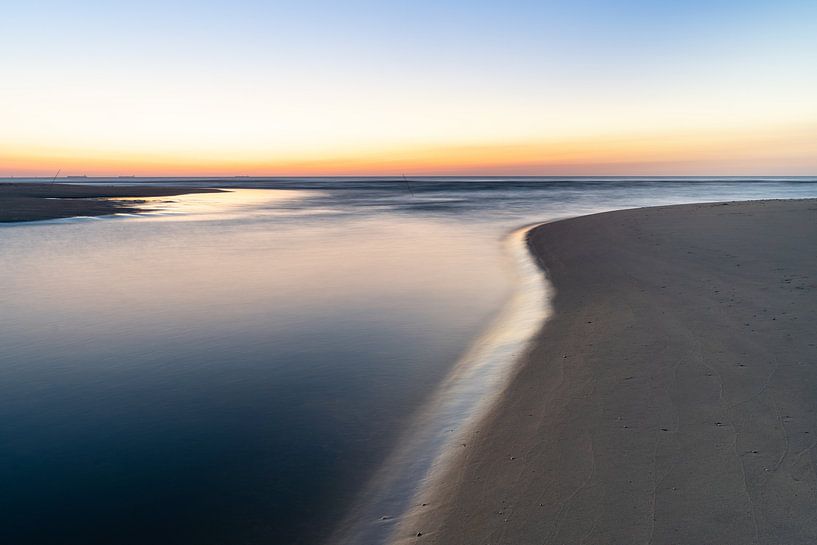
404, 199, 817, 545
0, 183, 221, 222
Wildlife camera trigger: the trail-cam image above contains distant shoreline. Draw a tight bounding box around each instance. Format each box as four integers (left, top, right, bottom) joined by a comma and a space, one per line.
400, 198, 817, 544
0, 183, 222, 223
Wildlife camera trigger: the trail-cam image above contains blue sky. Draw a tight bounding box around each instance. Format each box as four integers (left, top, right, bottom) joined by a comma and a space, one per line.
2, 0, 816, 174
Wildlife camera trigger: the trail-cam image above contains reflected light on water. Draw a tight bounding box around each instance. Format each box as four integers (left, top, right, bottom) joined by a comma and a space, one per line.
332, 224, 551, 545
1, 178, 816, 545
111, 188, 322, 220
0, 186, 512, 545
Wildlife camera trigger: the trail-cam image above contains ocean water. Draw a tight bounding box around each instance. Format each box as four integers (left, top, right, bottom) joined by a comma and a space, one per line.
1, 177, 816, 545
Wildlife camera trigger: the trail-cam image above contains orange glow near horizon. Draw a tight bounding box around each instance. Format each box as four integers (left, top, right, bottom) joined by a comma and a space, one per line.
3, 122, 815, 177
3, 1, 817, 177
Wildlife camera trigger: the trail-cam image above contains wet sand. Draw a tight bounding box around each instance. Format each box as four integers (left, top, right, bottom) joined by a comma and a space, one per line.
404, 199, 817, 545
0, 183, 221, 222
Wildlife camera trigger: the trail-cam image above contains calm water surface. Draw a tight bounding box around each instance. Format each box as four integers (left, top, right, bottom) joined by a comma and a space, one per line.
1, 178, 816, 544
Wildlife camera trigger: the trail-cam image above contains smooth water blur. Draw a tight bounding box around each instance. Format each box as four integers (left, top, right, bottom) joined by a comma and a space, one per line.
1, 178, 816, 545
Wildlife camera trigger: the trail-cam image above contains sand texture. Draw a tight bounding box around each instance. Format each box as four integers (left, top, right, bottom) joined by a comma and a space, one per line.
405, 199, 817, 545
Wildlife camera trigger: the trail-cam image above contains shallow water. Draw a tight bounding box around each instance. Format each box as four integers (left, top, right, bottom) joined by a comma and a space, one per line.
1, 177, 815, 544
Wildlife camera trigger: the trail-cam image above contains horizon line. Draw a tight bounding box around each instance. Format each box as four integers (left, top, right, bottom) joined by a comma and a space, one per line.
3, 174, 816, 179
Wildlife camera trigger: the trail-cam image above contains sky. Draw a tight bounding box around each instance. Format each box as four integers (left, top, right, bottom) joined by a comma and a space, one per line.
2, 0, 816, 176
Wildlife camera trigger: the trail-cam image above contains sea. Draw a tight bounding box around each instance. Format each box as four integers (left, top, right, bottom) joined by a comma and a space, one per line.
1, 177, 815, 544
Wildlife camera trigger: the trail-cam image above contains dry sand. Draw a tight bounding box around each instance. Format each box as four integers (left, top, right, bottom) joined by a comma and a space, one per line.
0, 183, 221, 222
403, 199, 817, 545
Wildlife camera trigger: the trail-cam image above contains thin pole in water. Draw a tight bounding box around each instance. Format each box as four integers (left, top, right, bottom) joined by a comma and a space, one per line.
402, 174, 415, 198
50, 168, 61, 185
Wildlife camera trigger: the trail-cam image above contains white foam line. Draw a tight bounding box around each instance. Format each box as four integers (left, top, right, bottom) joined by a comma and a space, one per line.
330, 223, 553, 545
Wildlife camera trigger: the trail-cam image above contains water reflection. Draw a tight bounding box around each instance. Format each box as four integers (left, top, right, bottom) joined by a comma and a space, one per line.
0, 194, 510, 545
1, 178, 816, 545
332, 224, 551, 545
110, 187, 322, 220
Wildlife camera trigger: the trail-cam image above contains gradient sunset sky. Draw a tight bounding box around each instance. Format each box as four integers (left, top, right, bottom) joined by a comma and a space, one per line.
2, 0, 816, 176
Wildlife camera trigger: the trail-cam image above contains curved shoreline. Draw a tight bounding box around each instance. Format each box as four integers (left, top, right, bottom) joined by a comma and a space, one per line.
402, 198, 817, 545
331, 223, 553, 545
